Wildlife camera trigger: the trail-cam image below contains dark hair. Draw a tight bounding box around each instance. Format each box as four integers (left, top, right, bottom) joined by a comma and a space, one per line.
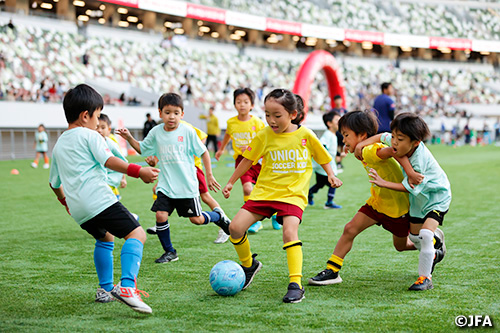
294, 94, 305, 125
158, 92, 183, 111
381, 82, 392, 93
146, 113, 151, 117
233, 87, 255, 105
390, 112, 431, 141
264, 88, 298, 121
323, 111, 340, 128
333, 95, 342, 101
63, 84, 103, 123
98, 113, 111, 126
38, 124, 45, 129
338, 110, 378, 137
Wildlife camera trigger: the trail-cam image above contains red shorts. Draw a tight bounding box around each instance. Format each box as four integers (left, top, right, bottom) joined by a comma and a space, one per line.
196, 167, 208, 194
235, 155, 261, 185
242, 200, 303, 225
358, 204, 410, 238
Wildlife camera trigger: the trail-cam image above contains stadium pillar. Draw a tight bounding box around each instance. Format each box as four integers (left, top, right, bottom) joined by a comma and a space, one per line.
56, 0, 75, 21
248, 30, 262, 46
292, 50, 346, 119
182, 18, 195, 37
103, 5, 119, 27
315, 39, 327, 50
5, 0, 16, 11
417, 48, 432, 60
453, 50, 467, 61
216, 24, 229, 42
13, 0, 29, 14
143, 11, 156, 31
347, 43, 363, 57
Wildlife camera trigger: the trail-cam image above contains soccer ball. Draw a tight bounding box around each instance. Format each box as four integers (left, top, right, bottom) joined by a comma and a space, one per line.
209, 260, 245, 296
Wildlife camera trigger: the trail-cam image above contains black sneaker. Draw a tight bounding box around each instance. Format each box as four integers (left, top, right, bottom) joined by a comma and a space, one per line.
241, 253, 262, 289
283, 283, 305, 303
409, 276, 433, 291
155, 251, 179, 263
146, 226, 157, 235
308, 269, 343, 286
431, 248, 444, 274
213, 207, 231, 235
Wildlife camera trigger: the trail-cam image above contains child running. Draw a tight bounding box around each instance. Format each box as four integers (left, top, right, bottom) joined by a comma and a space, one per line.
308, 111, 343, 209
31, 124, 50, 169
309, 110, 416, 287
116, 93, 231, 264
216, 88, 280, 233
222, 89, 342, 303
361, 112, 450, 290
49, 84, 159, 314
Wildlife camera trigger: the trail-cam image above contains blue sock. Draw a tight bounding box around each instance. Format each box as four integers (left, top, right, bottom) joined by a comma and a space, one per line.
202, 211, 221, 224
157, 221, 175, 253
94, 240, 114, 292
326, 187, 336, 204
120, 238, 143, 288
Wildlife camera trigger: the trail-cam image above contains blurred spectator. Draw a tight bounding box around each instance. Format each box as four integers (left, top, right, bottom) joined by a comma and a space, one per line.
199, 106, 220, 153
373, 82, 395, 133
143, 113, 157, 139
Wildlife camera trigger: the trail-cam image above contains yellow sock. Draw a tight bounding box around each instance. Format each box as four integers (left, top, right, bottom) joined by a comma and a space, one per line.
284, 240, 303, 288
243, 195, 250, 202
326, 254, 344, 273
230, 233, 252, 267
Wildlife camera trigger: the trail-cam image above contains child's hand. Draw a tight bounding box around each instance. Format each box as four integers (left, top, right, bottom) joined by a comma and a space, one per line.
120, 177, 127, 188
58, 197, 71, 216
328, 175, 343, 188
152, 183, 157, 194
222, 183, 233, 199
139, 167, 160, 183
354, 145, 363, 161
145, 156, 158, 167
115, 128, 132, 140
368, 168, 385, 187
407, 171, 424, 189
215, 150, 223, 161
207, 174, 221, 193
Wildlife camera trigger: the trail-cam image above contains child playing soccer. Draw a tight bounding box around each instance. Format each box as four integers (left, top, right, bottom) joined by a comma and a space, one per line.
216, 88, 280, 233
308, 111, 342, 209
116, 93, 231, 264
49, 84, 159, 314
360, 112, 450, 291
309, 110, 417, 287
222, 89, 342, 303
31, 124, 50, 169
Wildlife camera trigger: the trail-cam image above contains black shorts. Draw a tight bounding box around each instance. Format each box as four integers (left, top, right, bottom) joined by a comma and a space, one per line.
314, 173, 333, 188
151, 191, 202, 217
80, 202, 140, 239
410, 209, 448, 225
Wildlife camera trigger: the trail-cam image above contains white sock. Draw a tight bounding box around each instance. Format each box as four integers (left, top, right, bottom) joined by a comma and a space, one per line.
409, 233, 421, 250
418, 229, 435, 277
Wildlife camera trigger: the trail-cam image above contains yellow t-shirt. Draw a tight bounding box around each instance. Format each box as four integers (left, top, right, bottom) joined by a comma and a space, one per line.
226, 115, 265, 159
361, 143, 409, 218
200, 114, 220, 136
182, 120, 208, 170
242, 126, 332, 210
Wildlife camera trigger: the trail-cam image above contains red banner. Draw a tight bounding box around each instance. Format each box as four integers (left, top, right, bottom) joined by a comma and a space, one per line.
186, 3, 226, 24
266, 18, 301, 36
101, 0, 139, 8
429, 37, 472, 50
344, 29, 384, 44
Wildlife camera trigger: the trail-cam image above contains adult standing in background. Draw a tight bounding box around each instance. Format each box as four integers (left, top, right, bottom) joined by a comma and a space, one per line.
373, 82, 395, 133
143, 113, 157, 139
199, 106, 220, 153
331, 95, 347, 172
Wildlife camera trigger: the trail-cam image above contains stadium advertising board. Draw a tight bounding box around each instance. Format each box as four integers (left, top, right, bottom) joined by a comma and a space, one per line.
139, 0, 186, 16
101, 0, 139, 7
225, 11, 266, 31
186, 3, 226, 24
384, 33, 429, 49
429, 37, 472, 51
301, 24, 344, 40
472, 40, 500, 53
344, 29, 384, 44
266, 18, 302, 36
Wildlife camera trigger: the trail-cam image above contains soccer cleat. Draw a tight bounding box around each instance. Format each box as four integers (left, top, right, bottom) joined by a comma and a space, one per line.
409, 276, 433, 291
213, 207, 231, 235
146, 226, 157, 235
271, 215, 282, 230
308, 269, 343, 286
111, 282, 152, 314
324, 202, 342, 209
31, 162, 38, 168
308, 195, 314, 206
283, 282, 305, 303
155, 251, 179, 263
95, 287, 115, 303
43, 163, 50, 169
214, 228, 229, 244
248, 221, 263, 233
431, 248, 445, 274
434, 228, 446, 255
241, 253, 262, 289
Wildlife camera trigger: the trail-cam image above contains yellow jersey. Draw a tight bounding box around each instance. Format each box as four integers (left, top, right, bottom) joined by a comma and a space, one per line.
243, 126, 332, 210
199, 114, 221, 136
181, 120, 207, 170
226, 115, 265, 159
361, 143, 409, 218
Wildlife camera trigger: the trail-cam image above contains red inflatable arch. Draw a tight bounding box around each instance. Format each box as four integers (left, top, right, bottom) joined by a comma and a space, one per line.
292, 50, 346, 121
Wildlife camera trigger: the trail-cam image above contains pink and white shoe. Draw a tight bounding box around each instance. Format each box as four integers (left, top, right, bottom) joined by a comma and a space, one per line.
111, 281, 152, 314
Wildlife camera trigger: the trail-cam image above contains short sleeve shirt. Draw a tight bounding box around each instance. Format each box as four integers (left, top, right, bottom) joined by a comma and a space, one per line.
226, 115, 265, 159
105, 136, 127, 188
36, 131, 49, 152
313, 130, 338, 176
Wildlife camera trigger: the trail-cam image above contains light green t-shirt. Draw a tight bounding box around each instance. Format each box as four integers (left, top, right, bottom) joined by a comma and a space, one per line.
49, 127, 118, 224
36, 131, 48, 152
381, 133, 451, 218
313, 130, 338, 176
105, 137, 127, 188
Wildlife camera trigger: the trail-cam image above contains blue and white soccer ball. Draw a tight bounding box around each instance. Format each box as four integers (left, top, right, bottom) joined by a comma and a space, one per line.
209, 260, 245, 296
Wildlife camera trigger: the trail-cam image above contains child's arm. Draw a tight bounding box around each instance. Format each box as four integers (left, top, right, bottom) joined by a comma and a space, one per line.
115, 128, 141, 154
222, 157, 253, 198
50, 184, 70, 215
321, 163, 343, 188
201, 150, 221, 192
368, 168, 407, 192
145, 156, 159, 167
393, 155, 424, 188
105, 156, 159, 184
120, 175, 127, 188
215, 132, 231, 161
354, 134, 383, 160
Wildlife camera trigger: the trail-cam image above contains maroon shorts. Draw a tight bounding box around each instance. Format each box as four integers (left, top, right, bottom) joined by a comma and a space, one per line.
242, 200, 303, 225
196, 167, 208, 194
235, 155, 261, 185
358, 204, 410, 238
